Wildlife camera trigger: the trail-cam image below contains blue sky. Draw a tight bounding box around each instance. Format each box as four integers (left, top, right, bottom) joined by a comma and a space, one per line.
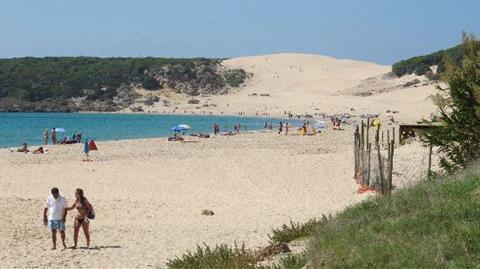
0, 1, 479, 64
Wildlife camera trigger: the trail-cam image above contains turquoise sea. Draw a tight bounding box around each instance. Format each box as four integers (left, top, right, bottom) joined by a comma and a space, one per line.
0, 113, 288, 148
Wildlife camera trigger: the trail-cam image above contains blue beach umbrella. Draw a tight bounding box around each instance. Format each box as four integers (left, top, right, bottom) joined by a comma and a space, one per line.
170, 124, 191, 132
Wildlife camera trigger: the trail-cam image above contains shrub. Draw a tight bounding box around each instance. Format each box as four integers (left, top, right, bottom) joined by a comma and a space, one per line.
402, 79, 421, 88
143, 76, 160, 90
224, 69, 246, 87
414, 63, 431, 75
166, 243, 257, 269
268, 218, 324, 244
423, 33, 480, 173
187, 99, 200, 104
144, 95, 160, 106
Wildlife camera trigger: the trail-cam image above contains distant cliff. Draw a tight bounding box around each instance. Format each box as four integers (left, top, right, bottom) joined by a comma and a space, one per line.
0, 57, 246, 112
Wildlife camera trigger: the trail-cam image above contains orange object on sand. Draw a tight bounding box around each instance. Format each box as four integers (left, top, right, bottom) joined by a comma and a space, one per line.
88, 140, 98, 151
357, 185, 374, 194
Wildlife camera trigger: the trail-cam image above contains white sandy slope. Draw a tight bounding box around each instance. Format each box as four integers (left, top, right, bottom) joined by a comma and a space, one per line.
135, 53, 437, 123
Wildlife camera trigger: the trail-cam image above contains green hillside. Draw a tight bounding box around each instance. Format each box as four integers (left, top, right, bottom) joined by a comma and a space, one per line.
392, 45, 463, 77
0, 57, 246, 112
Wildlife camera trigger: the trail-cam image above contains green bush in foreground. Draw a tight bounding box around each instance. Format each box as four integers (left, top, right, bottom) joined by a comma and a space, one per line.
166, 243, 257, 269
165, 242, 307, 269
269, 218, 325, 244
308, 166, 480, 268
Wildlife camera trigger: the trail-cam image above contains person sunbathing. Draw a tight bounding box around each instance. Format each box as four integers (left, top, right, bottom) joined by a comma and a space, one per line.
33, 147, 44, 154
168, 133, 184, 142
17, 143, 29, 153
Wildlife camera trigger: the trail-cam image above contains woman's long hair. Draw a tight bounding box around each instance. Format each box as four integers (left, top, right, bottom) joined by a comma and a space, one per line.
76, 188, 87, 205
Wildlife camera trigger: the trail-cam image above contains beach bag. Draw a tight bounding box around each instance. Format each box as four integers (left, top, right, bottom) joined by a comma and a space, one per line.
87, 203, 96, 220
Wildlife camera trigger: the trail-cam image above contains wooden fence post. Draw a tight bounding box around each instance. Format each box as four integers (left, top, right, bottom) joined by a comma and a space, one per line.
354, 126, 359, 180
392, 127, 396, 148
360, 121, 365, 185
427, 144, 433, 179
377, 141, 384, 194
387, 130, 390, 149
367, 142, 371, 187
389, 139, 394, 194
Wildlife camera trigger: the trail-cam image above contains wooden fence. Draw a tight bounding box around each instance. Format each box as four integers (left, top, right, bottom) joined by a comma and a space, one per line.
354, 118, 395, 195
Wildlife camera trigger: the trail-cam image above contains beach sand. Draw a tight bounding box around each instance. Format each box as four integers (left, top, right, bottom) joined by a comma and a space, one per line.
0, 128, 434, 268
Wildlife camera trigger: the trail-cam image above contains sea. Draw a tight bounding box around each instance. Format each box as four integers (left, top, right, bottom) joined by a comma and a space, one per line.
0, 113, 292, 148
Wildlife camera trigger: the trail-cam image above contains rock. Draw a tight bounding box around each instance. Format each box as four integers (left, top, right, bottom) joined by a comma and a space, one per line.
256, 243, 291, 260
201, 209, 215, 216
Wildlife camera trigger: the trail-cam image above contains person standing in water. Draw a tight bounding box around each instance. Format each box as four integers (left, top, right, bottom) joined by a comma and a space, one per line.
43, 129, 49, 145
51, 128, 57, 145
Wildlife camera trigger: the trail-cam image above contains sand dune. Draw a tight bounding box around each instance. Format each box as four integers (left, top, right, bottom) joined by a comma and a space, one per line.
135, 53, 437, 123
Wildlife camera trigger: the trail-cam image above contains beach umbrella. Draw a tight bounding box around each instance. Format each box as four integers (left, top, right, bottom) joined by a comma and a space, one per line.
170, 124, 191, 132
312, 120, 326, 129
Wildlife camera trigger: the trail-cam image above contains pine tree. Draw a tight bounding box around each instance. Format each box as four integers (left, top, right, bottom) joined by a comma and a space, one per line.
424, 33, 480, 173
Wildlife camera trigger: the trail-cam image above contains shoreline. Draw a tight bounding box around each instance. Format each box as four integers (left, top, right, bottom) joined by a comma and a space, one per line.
0, 112, 306, 149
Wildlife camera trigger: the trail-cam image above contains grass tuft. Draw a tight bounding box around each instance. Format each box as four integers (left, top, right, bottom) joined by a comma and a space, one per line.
268, 217, 329, 244
166, 242, 257, 269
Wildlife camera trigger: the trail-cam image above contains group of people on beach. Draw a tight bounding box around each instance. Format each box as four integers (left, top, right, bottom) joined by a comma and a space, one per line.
44, 128, 82, 145
43, 187, 94, 250
278, 121, 290, 135
43, 128, 57, 145
212, 123, 245, 135
16, 143, 45, 154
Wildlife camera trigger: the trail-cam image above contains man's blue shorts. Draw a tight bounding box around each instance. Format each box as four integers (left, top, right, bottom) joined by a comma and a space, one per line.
48, 220, 65, 231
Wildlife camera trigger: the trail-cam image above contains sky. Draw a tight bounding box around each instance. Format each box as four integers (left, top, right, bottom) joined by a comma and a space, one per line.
0, 0, 479, 65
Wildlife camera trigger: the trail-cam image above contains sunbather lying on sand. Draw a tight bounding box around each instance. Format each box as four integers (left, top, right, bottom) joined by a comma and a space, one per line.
191, 133, 210, 138
33, 147, 45, 154
168, 134, 184, 142
17, 143, 29, 153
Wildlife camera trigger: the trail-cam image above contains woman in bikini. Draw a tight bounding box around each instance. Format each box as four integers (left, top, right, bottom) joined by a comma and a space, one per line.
67, 188, 91, 248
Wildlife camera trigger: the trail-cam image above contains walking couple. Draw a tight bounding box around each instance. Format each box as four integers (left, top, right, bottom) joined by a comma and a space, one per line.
43, 187, 95, 250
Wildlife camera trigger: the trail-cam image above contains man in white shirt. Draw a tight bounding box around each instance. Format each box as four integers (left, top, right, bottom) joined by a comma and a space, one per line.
43, 187, 68, 250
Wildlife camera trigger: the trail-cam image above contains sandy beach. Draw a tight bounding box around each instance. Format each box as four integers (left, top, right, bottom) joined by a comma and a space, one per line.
0, 126, 434, 268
